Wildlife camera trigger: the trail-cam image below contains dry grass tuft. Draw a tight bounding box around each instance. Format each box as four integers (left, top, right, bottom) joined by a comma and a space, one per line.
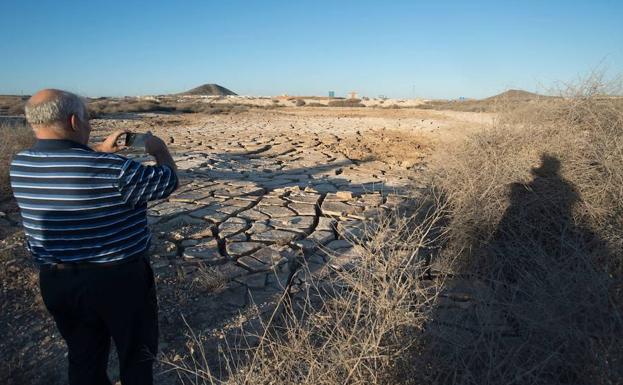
0, 120, 34, 200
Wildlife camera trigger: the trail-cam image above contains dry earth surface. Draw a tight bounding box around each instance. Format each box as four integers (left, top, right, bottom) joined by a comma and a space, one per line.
0, 106, 492, 384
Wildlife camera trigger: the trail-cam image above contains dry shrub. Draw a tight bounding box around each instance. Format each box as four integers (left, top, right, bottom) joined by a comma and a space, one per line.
328, 98, 365, 107
88, 99, 175, 117
164, 203, 447, 385
0, 120, 34, 200
427, 74, 623, 384
295, 99, 306, 107
88, 98, 248, 117
0, 96, 27, 116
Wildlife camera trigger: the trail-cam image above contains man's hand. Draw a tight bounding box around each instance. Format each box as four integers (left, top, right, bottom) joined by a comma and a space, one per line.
94, 130, 128, 153
144, 132, 178, 174
144, 132, 167, 156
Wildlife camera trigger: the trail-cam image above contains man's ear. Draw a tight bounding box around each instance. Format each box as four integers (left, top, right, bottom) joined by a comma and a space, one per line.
69, 114, 79, 132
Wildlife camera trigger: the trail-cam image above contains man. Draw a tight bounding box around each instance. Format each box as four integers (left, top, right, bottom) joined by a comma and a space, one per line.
9, 89, 178, 385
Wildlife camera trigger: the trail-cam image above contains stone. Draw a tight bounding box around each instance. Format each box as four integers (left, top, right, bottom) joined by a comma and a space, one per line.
320, 200, 363, 217
287, 202, 316, 216
214, 262, 248, 280
258, 205, 296, 218
257, 196, 287, 206
214, 185, 263, 198
227, 232, 248, 241
251, 229, 299, 245
168, 223, 213, 241
268, 216, 314, 233
325, 191, 353, 201
218, 217, 248, 238
237, 255, 270, 272
325, 239, 353, 251
238, 209, 270, 221
292, 230, 335, 251
246, 221, 271, 235
251, 246, 289, 267
316, 216, 336, 231
356, 193, 383, 206
150, 202, 199, 217
183, 239, 223, 264
156, 215, 204, 232
195, 196, 227, 205
237, 185, 265, 196
222, 198, 256, 209
170, 187, 214, 203
215, 204, 243, 215
226, 241, 264, 257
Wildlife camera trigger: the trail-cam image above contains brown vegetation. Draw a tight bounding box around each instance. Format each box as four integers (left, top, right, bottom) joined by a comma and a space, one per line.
328, 98, 365, 107
419, 89, 552, 113
87, 98, 249, 118
0, 120, 34, 200
0, 96, 27, 116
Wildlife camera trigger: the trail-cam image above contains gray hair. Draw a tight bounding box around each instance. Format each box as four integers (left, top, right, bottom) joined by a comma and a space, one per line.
25, 91, 88, 126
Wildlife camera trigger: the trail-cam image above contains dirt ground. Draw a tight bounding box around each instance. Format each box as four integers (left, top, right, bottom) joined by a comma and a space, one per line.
0, 106, 492, 384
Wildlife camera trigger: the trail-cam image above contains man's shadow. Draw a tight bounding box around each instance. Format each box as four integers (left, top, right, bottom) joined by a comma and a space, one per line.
424, 154, 619, 384
485, 154, 598, 282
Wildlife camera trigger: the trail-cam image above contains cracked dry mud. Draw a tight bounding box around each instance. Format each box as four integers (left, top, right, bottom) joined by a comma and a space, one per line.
91, 110, 435, 361
119, 110, 429, 315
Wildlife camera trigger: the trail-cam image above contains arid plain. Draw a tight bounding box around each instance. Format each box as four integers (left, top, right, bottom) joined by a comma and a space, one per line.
0, 98, 493, 384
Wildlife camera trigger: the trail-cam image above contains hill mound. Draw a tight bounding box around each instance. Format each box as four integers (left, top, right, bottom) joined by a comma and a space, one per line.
484, 89, 544, 101
180, 84, 237, 96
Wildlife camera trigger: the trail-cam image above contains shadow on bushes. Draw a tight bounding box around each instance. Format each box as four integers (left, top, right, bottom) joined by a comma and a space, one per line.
420, 154, 622, 384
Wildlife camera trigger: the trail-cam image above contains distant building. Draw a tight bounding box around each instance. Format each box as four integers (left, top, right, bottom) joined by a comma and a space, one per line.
348, 91, 358, 99
328, 91, 335, 98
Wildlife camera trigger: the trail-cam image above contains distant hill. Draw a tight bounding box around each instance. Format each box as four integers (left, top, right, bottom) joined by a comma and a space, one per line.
179, 84, 237, 96
484, 89, 545, 101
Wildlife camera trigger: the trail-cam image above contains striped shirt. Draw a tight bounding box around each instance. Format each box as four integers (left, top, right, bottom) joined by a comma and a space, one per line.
9, 139, 178, 265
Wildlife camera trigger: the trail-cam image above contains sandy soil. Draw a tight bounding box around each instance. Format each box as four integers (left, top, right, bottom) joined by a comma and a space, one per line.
0, 106, 492, 384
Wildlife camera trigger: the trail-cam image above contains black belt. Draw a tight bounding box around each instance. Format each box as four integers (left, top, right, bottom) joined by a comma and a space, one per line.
40, 255, 144, 271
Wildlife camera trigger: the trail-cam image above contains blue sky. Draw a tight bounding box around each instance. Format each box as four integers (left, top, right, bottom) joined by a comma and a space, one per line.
1, 0, 621, 99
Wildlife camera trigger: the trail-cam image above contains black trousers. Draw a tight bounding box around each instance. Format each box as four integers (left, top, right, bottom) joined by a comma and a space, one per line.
39, 257, 158, 385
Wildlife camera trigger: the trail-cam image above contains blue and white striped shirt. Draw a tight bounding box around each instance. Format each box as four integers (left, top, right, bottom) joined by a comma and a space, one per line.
10, 139, 178, 265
